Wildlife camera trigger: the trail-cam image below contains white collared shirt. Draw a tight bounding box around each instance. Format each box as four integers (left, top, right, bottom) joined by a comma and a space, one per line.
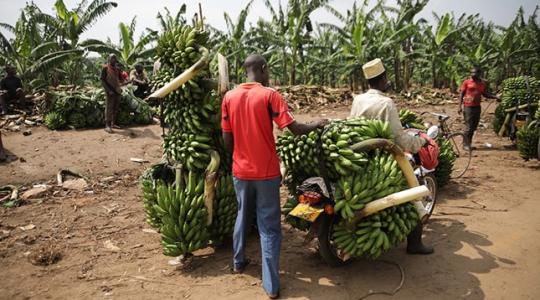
350, 89, 424, 153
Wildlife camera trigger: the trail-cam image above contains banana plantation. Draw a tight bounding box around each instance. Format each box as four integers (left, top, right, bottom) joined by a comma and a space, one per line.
1, 1, 540, 299
1, 0, 539, 92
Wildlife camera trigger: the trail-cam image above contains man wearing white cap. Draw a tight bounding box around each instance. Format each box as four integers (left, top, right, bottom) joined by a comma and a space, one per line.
350, 58, 433, 255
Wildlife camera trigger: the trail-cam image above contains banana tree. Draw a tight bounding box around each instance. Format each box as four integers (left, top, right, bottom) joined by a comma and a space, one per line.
0, 3, 83, 89
322, 0, 380, 91
81, 17, 156, 69
218, 0, 253, 83
285, 0, 329, 85
31, 0, 117, 84
262, 0, 291, 85
376, 0, 429, 91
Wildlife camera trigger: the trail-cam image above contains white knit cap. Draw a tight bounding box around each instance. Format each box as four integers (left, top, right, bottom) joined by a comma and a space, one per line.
362, 58, 385, 79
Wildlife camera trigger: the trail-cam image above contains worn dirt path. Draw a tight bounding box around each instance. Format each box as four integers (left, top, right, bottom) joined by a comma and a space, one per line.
1, 101, 539, 299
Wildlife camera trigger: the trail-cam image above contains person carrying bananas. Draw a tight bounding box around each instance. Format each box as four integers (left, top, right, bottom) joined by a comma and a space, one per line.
101, 54, 125, 133
221, 54, 327, 299
458, 67, 500, 150
349, 58, 433, 255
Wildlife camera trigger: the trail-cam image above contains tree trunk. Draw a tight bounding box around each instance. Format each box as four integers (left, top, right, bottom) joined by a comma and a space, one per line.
282, 47, 288, 86
289, 48, 297, 86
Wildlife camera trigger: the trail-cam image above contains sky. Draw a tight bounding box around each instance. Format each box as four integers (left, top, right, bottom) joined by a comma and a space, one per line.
0, 0, 538, 43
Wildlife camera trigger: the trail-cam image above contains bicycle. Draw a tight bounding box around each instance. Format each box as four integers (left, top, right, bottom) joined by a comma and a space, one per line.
422, 112, 472, 179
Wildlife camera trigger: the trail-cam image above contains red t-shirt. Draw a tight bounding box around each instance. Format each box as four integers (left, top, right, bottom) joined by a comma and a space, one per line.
221, 82, 295, 180
460, 78, 486, 107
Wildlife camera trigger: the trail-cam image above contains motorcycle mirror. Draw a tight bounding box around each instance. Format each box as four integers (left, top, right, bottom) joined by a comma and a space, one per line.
427, 125, 439, 139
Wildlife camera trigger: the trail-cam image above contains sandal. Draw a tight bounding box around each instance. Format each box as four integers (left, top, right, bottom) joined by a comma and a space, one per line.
231, 258, 251, 274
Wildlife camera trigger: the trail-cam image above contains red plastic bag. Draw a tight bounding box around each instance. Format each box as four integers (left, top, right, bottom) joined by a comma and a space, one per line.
418, 133, 439, 170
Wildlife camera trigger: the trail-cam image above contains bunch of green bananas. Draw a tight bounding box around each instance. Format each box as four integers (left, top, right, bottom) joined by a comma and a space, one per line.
516, 123, 540, 160
321, 119, 392, 178
44, 111, 66, 130
332, 203, 418, 259
156, 23, 210, 69
399, 109, 425, 129
140, 163, 176, 229
277, 129, 322, 177
164, 92, 219, 134
434, 138, 456, 187
210, 175, 238, 242
163, 133, 214, 170
156, 171, 210, 257
142, 21, 238, 258
333, 151, 406, 220
493, 76, 540, 135
502, 76, 540, 92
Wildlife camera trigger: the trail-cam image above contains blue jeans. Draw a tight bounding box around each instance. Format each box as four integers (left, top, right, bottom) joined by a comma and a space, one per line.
233, 176, 282, 295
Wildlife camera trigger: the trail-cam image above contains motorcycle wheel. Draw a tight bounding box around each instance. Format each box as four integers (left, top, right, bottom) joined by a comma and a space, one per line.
421, 173, 438, 221
317, 213, 352, 267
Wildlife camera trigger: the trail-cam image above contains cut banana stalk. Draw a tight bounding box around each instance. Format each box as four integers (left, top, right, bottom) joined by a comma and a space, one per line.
148, 47, 209, 99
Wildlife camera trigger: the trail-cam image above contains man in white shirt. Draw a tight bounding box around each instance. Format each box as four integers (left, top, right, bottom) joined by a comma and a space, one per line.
350, 58, 433, 255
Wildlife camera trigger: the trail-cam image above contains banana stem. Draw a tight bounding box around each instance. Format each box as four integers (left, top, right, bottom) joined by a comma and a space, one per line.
204, 151, 221, 225
348, 138, 427, 225
217, 53, 230, 97
355, 186, 430, 220
147, 47, 210, 99
498, 112, 513, 137
505, 102, 538, 113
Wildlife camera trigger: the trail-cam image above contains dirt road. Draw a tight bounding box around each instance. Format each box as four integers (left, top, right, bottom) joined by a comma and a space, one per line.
1, 101, 539, 299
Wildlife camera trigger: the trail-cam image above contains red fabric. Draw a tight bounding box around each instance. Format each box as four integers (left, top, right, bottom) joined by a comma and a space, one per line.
418, 133, 439, 170
460, 78, 486, 107
221, 82, 295, 180
121, 71, 128, 81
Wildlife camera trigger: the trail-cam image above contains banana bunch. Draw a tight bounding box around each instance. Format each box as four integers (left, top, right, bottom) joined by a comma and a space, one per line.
516, 123, 540, 160
502, 76, 540, 92
163, 133, 214, 170
434, 138, 456, 186
399, 109, 425, 129
320, 118, 392, 178
156, 171, 210, 257
156, 23, 210, 69
332, 203, 418, 259
210, 175, 238, 241
163, 91, 219, 134
139, 163, 176, 228
142, 19, 240, 258
493, 76, 540, 135
333, 151, 406, 220
277, 129, 322, 177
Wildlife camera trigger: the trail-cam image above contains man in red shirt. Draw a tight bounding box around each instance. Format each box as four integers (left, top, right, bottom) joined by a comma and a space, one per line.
459, 67, 499, 150
222, 54, 326, 299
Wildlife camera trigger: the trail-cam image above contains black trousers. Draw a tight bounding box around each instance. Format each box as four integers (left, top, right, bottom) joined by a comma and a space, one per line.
463, 106, 481, 146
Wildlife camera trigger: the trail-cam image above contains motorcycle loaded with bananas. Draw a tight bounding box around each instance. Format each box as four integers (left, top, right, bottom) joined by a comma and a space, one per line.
278, 117, 444, 266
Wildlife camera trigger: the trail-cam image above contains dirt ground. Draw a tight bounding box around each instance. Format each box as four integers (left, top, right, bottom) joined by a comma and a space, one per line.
1, 99, 539, 300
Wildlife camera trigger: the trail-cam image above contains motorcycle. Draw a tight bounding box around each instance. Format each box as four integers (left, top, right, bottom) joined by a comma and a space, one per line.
287, 131, 438, 266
